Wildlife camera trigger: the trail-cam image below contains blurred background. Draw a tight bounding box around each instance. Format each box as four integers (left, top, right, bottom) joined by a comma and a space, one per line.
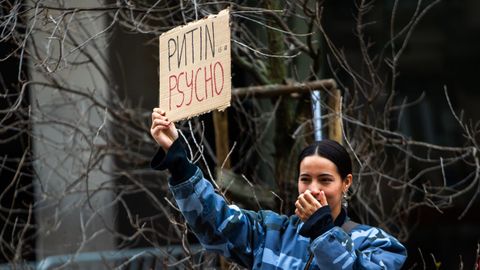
1, 0, 479, 269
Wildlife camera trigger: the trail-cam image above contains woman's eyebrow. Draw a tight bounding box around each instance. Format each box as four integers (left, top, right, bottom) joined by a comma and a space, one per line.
299, 173, 334, 177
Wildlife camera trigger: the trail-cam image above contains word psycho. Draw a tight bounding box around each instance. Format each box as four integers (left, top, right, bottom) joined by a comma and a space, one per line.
168, 62, 224, 110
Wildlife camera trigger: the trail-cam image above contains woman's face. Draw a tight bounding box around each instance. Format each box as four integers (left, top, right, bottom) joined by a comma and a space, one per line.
297, 155, 351, 219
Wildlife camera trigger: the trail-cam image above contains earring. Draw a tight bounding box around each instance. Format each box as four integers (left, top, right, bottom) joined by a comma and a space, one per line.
342, 191, 348, 208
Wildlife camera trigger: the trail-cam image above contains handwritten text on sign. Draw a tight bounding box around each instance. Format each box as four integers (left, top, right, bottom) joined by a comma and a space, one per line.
159, 9, 231, 121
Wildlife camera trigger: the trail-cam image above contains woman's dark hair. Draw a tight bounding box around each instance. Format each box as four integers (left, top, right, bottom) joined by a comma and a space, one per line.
297, 140, 352, 179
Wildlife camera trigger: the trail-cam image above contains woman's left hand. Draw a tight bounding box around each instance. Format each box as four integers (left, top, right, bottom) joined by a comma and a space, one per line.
295, 190, 328, 222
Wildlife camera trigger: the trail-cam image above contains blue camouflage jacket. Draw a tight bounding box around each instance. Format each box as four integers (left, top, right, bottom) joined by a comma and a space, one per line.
152, 141, 407, 269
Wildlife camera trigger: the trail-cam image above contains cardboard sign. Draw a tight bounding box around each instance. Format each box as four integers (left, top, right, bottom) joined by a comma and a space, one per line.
159, 9, 231, 122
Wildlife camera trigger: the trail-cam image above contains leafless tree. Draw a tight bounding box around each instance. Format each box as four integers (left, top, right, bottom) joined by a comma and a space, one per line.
0, 0, 478, 268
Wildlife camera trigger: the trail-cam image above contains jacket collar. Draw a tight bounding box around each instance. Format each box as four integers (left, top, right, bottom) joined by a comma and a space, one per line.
334, 207, 348, 227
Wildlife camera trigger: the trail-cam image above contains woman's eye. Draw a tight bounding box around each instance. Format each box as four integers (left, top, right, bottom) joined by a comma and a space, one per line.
300, 178, 311, 182
320, 178, 333, 182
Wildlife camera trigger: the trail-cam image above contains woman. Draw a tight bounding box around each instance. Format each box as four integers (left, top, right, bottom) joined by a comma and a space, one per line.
150, 108, 407, 269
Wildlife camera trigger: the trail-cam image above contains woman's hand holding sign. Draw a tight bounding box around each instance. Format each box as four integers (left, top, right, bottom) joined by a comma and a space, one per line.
150, 108, 178, 151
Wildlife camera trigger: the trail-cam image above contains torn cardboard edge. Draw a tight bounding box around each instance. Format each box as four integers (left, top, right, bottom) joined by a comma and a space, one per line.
175, 102, 231, 122
159, 8, 231, 39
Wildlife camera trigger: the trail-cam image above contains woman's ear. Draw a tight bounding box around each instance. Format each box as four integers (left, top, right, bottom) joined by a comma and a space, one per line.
344, 174, 353, 191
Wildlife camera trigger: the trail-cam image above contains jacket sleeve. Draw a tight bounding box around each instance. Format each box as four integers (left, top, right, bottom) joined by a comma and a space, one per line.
310, 225, 407, 269
169, 168, 267, 268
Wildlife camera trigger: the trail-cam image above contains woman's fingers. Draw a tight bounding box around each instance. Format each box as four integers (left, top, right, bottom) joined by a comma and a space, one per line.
304, 191, 322, 208
153, 118, 170, 127
298, 191, 320, 209
151, 111, 171, 131
152, 108, 161, 120
295, 200, 303, 211
152, 112, 169, 122
152, 108, 167, 123
150, 124, 169, 134
295, 200, 307, 221
296, 191, 323, 222
319, 191, 328, 206
153, 108, 165, 115
297, 195, 310, 210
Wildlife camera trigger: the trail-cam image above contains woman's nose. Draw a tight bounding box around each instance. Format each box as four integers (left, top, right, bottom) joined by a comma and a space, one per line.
308, 185, 321, 196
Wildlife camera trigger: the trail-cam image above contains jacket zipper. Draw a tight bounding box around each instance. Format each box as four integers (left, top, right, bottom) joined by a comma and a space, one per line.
304, 252, 314, 270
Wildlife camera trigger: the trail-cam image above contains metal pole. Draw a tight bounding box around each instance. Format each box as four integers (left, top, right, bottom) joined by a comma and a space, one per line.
311, 90, 322, 141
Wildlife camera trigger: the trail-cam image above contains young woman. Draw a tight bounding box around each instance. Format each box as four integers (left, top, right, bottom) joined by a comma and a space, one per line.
150, 108, 407, 269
